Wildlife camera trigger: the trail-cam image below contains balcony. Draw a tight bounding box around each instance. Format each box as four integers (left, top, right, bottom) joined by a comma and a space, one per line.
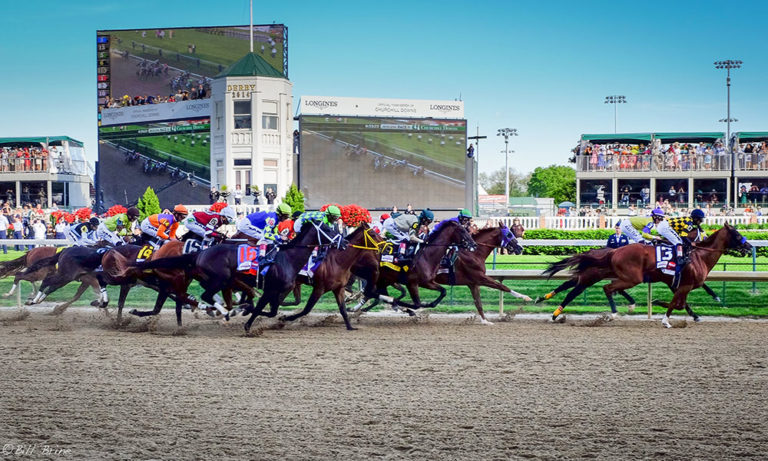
576, 153, 731, 173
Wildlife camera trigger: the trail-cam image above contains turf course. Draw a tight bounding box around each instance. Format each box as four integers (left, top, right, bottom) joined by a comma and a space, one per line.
1, 251, 764, 318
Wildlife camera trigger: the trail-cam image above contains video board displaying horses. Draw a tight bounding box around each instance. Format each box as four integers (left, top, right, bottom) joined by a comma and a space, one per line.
299, 115, 468, 209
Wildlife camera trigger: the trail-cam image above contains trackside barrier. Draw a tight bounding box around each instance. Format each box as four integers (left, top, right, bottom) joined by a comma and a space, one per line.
477, 215, 767, 230
487, 270, 768, 319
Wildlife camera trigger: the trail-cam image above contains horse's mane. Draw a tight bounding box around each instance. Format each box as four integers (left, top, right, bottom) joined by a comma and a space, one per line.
696, 225, 728, 249
426, 220, 461, 244
282, 221, 329, 249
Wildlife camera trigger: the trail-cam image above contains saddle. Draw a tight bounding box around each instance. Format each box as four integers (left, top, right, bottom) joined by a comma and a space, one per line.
654, 243, 685, 290
380, 242, 409, 272
436, 245, 460, 284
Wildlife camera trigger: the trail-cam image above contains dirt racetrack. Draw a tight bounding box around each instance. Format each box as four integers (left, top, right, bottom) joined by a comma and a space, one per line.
1, 307, 767, 460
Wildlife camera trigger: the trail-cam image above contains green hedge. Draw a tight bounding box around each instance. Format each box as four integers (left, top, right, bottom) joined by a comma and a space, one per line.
521, 229, 765, 257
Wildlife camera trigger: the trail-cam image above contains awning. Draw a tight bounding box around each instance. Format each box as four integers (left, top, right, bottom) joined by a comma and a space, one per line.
0, 136, 83, 147
581, 133, 652, 144
653, 132, 724, 143
734, 132, 768, 142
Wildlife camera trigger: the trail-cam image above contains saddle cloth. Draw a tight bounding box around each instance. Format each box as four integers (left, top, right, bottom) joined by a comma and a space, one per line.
136, 244, 154, 262
654, 244, 676, 276
379, 242, 409, 273
236, 244, 259, 272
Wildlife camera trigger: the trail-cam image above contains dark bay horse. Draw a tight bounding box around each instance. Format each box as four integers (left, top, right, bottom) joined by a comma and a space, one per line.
375, 220, 477, 312
243, 221, 344, 332
279, 224, 385, 330
28, 246, 109, 311
542, 223, 751, 327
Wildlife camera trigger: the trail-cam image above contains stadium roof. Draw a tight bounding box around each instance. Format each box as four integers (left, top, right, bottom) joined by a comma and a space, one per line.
653, 132, 724, 142
734, 132, 768, 141
581, 133, 653, 143
215, 52, 285, 79
0, 136, 83, 147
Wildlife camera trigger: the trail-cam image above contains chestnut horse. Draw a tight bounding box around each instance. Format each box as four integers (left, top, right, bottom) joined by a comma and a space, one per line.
1, 246, 59, 303
543, 223, 751, 327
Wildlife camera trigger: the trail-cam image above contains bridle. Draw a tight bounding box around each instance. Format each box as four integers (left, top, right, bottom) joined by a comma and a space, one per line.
350, 228, 387, 251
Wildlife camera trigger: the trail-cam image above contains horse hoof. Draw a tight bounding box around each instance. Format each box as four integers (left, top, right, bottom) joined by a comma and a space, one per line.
90, 300, 101, 307
661, 318, 672, 328
627, 304, 636, 314
693, 316, 702, 323
129, 309, 139, 316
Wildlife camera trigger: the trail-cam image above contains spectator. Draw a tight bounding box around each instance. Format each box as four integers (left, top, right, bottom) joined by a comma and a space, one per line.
511, 218, 525, 239
607, 223, 629, 248
0, 211, 8, 254
54, 218, 68, 240
32, 219, 47, 244
234, 185, 243, 205
265, 187, 276, 205
209, 187, 219, 204
11, 214, 23, 251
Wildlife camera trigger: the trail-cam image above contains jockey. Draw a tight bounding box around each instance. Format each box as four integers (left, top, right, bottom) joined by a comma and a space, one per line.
184, 205, 236, 243
617, 208, 665, 244
237, 203, 292, 243
292, 206, 342, 233
140, 204, 188, 246
98, 207, 141, 246
371, 213, 390, 234
383, 208, 434, 257
662, 208, 706, 265
432, 209, 473, 233
67, 217, 100, 246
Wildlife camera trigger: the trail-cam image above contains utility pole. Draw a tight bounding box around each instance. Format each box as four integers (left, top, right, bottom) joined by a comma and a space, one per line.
497, 128, 518, 212
468, 127, 487, 216
604, 95, 626, 134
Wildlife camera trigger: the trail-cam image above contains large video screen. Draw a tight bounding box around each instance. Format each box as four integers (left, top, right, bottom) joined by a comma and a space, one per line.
299, 116, 468, 209
96, 24, 286, 207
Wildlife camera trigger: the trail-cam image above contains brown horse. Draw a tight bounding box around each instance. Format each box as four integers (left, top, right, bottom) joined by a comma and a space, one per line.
375, 220, 477, 312
543, 223, 751, 327
28, 246, 109, 312
278, 224, 385, 330
114, 240, 201, 328
1, 246, 59, 302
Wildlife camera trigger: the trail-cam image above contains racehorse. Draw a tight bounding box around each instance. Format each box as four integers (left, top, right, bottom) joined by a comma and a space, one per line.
115, 240, 201, 328
375, 220, 477, 312
535, 228, 724, 319
431, 223, 527, 324
28, 246, 110, 312
243, 221, 344, 333
0, 246, 59, 303
542, 223, 751, 327
278, 224, 385, 330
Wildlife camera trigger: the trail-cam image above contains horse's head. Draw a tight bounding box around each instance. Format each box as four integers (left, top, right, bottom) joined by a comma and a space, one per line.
428, 220, 476, 251
299, 221, 346, 250
724, 222, 752, 256
500, 225, 523, 255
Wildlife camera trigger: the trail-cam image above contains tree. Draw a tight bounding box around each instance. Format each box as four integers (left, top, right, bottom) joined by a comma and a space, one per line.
527, 165, 576, 204
136, 186, 161, 221
282, 183, 305, 214
479, 167, 530, 197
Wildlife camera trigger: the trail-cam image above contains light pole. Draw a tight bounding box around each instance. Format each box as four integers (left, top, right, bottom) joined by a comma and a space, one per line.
468, 128, 487, 216
497, 128, 518, 212
604, 95, 626, 134
715, 59, 742, 206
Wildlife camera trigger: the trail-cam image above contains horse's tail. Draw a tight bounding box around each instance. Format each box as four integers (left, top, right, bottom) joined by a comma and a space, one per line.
0, 254, 29, 279
542, 248, 614, 279
135, 253, 198, 272
20, 253, 61, 276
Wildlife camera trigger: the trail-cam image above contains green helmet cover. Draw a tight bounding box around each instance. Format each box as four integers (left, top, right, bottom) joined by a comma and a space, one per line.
326, 205, 341, 217
277, 203, 292, 216
459, 209, 472, 218
420, 208, 435, 221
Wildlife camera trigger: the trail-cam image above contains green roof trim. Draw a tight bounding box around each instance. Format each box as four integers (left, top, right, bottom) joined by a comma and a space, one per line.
581, 133, 652, 142
215, 52, 285, 79
735, 132, 768, 141
0, 136, 83, 147
653, 132, 724, 141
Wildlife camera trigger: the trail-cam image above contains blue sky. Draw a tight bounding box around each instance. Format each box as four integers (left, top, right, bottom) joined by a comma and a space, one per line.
1, 0, 766, 176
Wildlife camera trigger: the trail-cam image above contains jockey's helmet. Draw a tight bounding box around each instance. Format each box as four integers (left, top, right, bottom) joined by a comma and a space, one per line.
126, 207, 140, 220
276, 203, 292, 218
458, 208, 472, 225
651, 207, 665, 218
326, 205, 342, 221
219, 206, 236, 223
88, 217, 100, 229
173, 204, 188, 217
380, 213, 390, 223
690, 209, 705, 221
419, 208, 435, 224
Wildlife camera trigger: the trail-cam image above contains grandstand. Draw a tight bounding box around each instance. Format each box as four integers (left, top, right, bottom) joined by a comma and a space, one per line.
574, 131, 768, 213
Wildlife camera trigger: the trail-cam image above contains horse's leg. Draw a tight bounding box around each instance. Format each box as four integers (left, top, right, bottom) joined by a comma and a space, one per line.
662, 287, 693, 328
334, 287, 356, 331
701, 283, 722, 303
552, 283, 593, 320
280, 283, 302, 307
396, 280, 446, 310
469, 284, 493, 325
131, 288, 168, 317
280, 287, 323, 323
116, 284, 131, 325
536, 278, 578, 303
50, 282, 90, 315
244, 293, 271, 332
31, 271, 72, 304
617, 290, 636, 313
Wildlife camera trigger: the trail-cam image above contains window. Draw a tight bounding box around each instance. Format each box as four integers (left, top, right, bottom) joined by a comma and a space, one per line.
262, 113, 278, 130
234, 158, 251, 166
233, 100, 251, 129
